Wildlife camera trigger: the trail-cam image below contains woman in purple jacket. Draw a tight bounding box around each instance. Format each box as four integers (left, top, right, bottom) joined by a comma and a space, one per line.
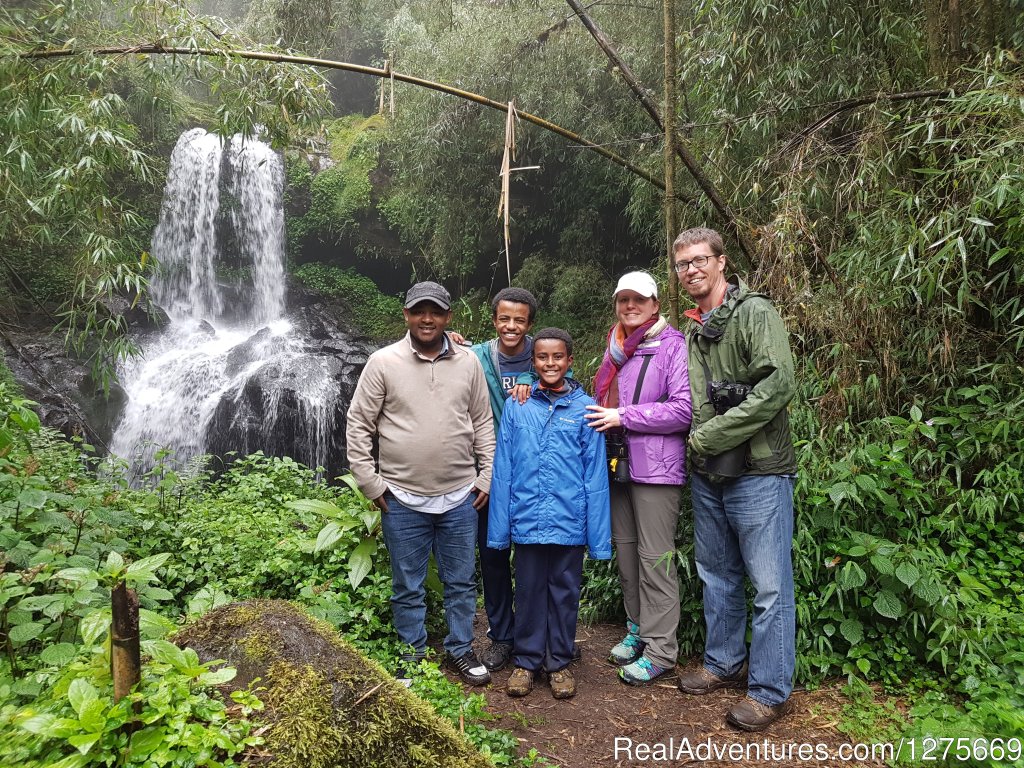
585, 271, 692, 685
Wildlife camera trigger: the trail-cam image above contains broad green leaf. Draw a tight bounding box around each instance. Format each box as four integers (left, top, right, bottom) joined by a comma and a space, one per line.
146, 639, 187, 670
54, 567, 96, 584
80, 608, 110, 645
909, 404, 923, 422
68, 733, 100, 755
49, 752, 90, 768
347, 537, 378, 588
836, 561, 866, 590
68, 678, 98, 717
873, 589, 904, 619
956, 572, 993, 596
338, 473, 368, 500
287, 498, 345, 516
856, 657, 871, 675
17, 489, 48, 509
852, 475, 877, 493
139, 609, 176, 639
125, 553, 171, 579
76, 699, 107, 734
913, 579, 943, 603
839, 618, 864, 646
18, 712, 56, 735
869, 554, 895, 576
895, 562, 921, 588
105, 551, 125, 571
197, 666, 238, 686
314, 521, 345, 553
359, 508, 380, 534
40, 642, 78, 667
846, 545, 867, 557
129, 726, 166, 757
8, 621, 45, 643
140, 587, 174, 602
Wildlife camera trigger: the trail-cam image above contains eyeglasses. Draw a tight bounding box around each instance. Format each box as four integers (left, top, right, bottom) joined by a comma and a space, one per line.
673, 254, 716, 272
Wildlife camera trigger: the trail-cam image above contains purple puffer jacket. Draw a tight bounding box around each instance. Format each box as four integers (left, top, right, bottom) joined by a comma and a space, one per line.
613, 324, 692, 485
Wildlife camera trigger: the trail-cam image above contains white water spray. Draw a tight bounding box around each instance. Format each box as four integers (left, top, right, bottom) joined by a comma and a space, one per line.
110, 128, 339, 475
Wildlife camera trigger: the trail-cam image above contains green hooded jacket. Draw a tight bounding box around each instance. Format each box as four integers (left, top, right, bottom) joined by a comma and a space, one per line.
684, 276, 797, 477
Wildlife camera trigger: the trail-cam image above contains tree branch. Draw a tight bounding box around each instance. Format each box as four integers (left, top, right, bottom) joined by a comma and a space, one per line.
563, 0, 755, 264
781, 88, 952, 154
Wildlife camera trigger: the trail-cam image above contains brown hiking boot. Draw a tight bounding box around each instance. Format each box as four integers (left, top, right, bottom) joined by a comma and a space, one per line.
506, 667, 534, 698
726, 695, 792, 731
677, 662, 748, 695
549, 668, 576, 699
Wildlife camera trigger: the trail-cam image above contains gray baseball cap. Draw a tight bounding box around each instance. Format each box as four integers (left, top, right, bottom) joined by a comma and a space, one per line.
404, 281, 452, 310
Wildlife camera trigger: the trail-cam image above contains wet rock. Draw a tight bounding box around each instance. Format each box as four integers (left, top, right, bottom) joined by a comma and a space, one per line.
1, 330, 125, 448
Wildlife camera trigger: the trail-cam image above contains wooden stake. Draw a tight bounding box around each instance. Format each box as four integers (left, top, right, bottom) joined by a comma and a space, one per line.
111, 581, 141, 704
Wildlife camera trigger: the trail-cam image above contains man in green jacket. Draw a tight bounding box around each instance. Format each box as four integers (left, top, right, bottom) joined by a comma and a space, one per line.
673, 227, 797, 732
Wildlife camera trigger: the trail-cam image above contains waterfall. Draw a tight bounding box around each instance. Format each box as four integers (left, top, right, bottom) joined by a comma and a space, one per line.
110, 128, 355, 478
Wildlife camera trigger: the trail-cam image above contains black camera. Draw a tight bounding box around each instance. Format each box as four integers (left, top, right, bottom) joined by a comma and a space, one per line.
704, 381, 751, 478
605, 429, 631, 483
709, 381, 751, 415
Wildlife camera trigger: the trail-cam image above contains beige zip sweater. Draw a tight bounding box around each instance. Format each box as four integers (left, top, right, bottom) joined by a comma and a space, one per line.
346, 333, 495, 501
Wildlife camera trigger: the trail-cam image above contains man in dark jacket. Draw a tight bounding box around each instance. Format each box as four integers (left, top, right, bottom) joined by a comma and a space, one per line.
673, 227, 797, 732
470, 287, 538, 671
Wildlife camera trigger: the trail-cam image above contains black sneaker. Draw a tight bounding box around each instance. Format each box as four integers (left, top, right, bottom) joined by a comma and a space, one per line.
395, 652, 425, 688
481, 641, 513, 672
445, 651, 491, 686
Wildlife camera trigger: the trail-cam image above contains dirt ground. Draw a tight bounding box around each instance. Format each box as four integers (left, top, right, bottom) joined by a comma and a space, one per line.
451, 614, 886, 768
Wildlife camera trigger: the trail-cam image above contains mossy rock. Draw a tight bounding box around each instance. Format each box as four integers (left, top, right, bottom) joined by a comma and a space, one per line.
175, 599, 492, 768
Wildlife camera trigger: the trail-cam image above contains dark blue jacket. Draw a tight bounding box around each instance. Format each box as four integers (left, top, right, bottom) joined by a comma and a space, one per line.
487, 380, 611, 559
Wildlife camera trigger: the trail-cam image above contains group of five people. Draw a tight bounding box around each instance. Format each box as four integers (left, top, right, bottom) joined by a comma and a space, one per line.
345, 226, 797, 732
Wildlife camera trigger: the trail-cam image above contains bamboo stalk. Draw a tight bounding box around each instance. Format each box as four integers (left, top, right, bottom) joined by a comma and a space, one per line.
111, 581, 141, 704
663, 0, 679, 325
563, 0, 754, 264
17, 45, 688, 202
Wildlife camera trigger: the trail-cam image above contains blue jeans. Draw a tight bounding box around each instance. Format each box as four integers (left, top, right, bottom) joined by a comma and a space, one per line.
691, 473, 795, 706
380, 492, 478, 658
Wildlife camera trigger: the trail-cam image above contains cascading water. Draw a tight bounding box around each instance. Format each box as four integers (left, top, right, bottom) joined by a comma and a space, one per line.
110, 128, 364, 477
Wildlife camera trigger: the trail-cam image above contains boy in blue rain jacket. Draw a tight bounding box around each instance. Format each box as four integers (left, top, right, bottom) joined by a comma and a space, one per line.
488, 327, 611, 700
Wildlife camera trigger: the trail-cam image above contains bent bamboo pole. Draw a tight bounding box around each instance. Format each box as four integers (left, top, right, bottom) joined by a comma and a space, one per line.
17, 44, 695, 204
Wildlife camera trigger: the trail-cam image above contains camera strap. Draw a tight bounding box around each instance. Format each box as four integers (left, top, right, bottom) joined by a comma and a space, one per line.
631, 352, 669, 405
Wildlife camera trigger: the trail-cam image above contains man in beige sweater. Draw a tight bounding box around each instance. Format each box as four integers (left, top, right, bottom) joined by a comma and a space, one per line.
346, 280, 495, 686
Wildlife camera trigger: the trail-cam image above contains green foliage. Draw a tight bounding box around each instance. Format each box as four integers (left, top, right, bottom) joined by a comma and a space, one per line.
293, 262, 405, 339
1, 626, 261, 768
287, 115, 386, 254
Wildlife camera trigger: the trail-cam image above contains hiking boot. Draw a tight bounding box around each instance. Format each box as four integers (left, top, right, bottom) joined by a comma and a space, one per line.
444, 651, 491, 686
677, 662, 748, 695
608, 621, 645, 666
572, 642, 582, 662
481, 641, 513, 672
726, 696, 792, 732
549, 668, 576, 699
395, 652, 425, 688
618, 656, 674, 686
506, 667, 534, 698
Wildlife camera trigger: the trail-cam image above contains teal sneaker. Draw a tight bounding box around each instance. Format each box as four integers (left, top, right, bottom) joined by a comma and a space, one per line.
608, 621, 646, 666
618, 656, 673, 686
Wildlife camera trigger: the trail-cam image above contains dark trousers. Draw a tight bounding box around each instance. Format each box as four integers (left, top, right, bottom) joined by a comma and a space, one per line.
512, 543, 585, 672
478, 505, 514, 644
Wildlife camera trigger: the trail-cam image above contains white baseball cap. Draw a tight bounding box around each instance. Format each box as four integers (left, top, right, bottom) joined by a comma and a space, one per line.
613, 271, 658, 299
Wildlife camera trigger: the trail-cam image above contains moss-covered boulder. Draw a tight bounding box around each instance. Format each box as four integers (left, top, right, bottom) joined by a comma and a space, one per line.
175, 599, 492, 768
